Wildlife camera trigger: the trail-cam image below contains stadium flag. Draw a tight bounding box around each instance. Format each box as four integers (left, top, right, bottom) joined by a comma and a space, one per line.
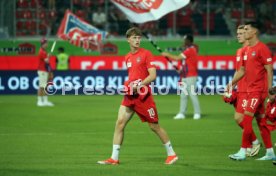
111, 0, 190, 23
57, 10, 107, 51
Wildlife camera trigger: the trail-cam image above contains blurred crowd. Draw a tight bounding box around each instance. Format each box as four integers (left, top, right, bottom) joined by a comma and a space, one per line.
16, 0, 276, 36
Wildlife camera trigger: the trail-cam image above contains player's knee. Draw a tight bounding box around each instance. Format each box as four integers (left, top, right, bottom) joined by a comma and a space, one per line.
234, 115, 243, 123
116, 118, 127, 129
244, 111, 254, 116
148, 123, 160, 132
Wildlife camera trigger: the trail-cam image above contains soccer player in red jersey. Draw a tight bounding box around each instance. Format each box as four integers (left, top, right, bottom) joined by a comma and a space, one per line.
161, 34, 201, 120
225, 25, 260, 157
227, 21, 275, 161
97, 27, 178, 165
37, 38, 54, 107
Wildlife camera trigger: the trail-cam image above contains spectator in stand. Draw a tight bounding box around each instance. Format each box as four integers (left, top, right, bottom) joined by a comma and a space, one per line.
92, 8, 106, 29
259, 1, 272, 19
108, 5, 119, 35
117, 13, 129, 35
48, 0, 56, 10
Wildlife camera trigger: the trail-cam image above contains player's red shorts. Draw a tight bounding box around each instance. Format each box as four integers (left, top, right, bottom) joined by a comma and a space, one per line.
235, 92, 247, 114
245, 92, 267, 114
121, 93, 159, 123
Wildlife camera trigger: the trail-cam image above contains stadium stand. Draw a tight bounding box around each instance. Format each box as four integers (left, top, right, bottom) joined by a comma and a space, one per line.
12, 0, 276, 37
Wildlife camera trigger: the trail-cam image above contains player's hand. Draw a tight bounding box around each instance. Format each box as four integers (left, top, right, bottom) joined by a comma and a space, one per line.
132, 84, 138, 93
130, 79, 142, 94
45, 57, 49, 63
225, 83, 232, 93
48, 72, 54, 82
268, 94, 275, 103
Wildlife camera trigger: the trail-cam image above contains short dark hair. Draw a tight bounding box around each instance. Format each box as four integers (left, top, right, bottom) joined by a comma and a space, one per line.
237, 25, 245, 29
184, 34, 193, 43
126, 27, 142, 38
245, 21, 261, 30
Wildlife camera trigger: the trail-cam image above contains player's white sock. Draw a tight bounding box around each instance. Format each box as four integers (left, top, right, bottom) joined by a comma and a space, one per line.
164, 141, 176, 156
111, 144, 120, 160
37, 96, 43, 102
43, 96, 48, 102
266, 148, 275, 155
252, 139, 259, 145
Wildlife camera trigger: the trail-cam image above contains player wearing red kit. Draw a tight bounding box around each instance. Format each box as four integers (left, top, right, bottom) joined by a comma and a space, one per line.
37, 38, 54, 107
225, 25, 260, 157
161, 34, 201, 120
97, 27, 178, 165
228, 21, 275, 161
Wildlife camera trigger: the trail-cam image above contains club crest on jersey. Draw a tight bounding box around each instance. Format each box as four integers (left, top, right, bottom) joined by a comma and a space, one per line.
251, 51, 256, 57
127, 62, 132, 68
267, 58, 272, 62
236, 56, 240, 61
136, 57, 141, 63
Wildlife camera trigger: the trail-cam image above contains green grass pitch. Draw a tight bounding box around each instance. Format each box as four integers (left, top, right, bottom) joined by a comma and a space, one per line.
0, 95, 275, 176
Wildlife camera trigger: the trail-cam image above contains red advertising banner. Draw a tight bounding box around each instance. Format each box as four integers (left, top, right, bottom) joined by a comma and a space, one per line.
0, 55, 276, 70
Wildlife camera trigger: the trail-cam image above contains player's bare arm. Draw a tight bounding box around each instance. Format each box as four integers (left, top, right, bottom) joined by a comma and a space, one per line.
141, 67, 157, 86
264, 64, 275, 101
161, 52, 185, 61
226, 66, 245, 92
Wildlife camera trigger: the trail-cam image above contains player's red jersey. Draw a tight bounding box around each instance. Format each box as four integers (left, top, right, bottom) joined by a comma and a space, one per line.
123, 48, 158, 123
125, 48, 156, 81
181, 46, 198, 78
236, 46, 248, 93
38, 48, 48, 71
245, 42, 272, 93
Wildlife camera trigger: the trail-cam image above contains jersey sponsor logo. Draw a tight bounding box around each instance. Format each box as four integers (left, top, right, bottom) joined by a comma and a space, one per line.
267, 58, 272, 62
236, 56, 240, 61
127, 62, 132, 68
112, 0, 163, 14
243, 55, 247, 60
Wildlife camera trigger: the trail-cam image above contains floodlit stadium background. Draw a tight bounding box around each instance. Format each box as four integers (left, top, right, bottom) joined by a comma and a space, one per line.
0, 1, 276, 176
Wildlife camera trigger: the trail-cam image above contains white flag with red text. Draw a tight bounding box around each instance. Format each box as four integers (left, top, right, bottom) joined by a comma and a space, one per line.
111, 0, 190, 23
